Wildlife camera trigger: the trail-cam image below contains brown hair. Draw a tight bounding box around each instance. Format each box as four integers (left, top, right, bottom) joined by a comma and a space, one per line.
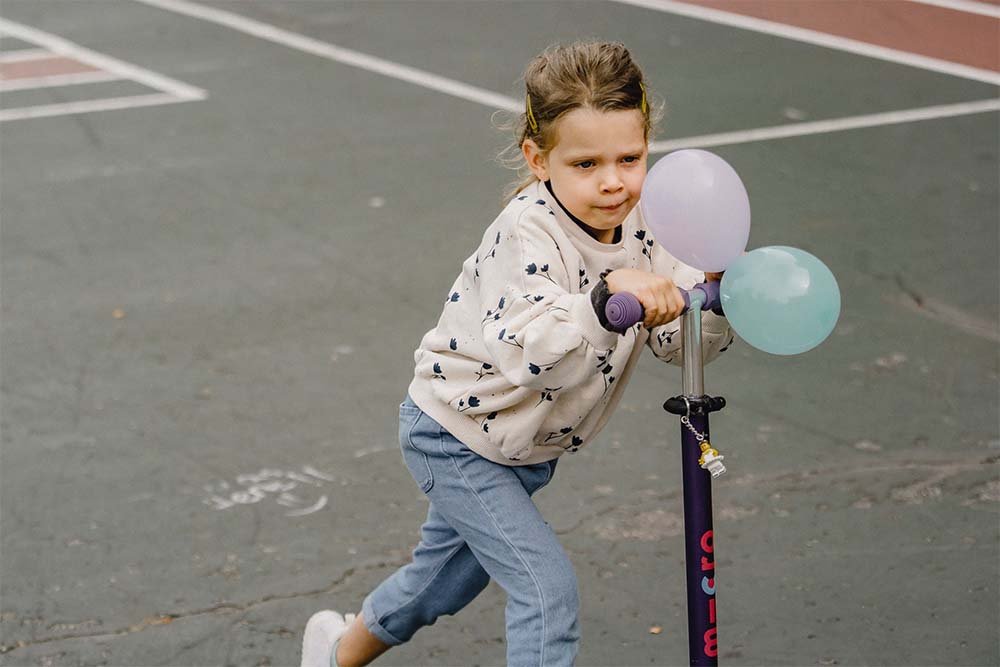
493, 40, 664, 205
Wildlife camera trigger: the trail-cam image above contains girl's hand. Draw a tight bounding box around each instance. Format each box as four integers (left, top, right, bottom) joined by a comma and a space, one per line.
605, 268, 686, 328
705, 250, 745, 282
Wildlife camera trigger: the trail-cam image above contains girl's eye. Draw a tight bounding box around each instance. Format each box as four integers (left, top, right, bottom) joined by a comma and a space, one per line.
623, 155, 640, 164
575, 161, 595, 169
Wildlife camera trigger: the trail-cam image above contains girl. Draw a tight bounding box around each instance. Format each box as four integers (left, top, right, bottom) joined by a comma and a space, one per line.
302, 40, 732, 667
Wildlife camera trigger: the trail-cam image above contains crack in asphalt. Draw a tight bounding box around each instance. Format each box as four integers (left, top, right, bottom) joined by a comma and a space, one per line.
0, 554, 409, 656
895, 272, 1000, 342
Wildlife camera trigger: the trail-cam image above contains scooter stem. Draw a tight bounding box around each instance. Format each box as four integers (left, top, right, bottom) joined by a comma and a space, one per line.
679, 306, 718, 666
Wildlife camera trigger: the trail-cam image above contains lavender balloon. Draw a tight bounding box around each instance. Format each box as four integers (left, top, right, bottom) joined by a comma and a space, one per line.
640, 149, 751, 272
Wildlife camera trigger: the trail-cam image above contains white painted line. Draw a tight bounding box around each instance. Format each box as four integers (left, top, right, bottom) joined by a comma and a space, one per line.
124, 0, 997, 150
0, 17, 206, 100
611, 0, 1000, 86
0, 70, 122, 92
908, 0, 1000, 19
131, 0, 521, 111
0, 47, 50, 63
0, 92, 193, 122
649, 98, 1000, 152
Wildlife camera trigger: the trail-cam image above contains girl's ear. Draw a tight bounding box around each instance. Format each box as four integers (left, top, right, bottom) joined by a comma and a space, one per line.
522, 139, 549, 182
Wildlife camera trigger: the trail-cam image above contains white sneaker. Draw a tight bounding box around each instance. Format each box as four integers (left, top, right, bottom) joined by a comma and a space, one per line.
301, 609, 356, 667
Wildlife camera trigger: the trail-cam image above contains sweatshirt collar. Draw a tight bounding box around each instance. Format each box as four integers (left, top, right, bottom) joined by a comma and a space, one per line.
538, 180, 627, 252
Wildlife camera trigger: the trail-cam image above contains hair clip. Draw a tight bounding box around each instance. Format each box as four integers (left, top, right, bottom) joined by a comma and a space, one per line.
639, 82, 648, 115
526, 94, 539, 133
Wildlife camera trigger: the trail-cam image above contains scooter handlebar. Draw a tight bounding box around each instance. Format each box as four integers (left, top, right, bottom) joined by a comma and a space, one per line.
605, 282, 724, 333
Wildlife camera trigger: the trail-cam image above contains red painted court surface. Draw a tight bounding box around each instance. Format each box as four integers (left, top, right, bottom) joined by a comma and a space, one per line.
684, 0, 999, 71
0, 54, 98, 79
0, 1, 997, 667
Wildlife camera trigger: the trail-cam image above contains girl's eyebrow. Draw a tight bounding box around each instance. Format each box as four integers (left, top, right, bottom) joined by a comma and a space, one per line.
565, 147, 646, 161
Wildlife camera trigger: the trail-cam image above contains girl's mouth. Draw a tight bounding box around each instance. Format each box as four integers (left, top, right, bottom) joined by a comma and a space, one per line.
598, 201, 625, 212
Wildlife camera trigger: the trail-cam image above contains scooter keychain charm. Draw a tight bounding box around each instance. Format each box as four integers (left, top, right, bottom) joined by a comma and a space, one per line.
680, 411, 726, 478
698, 442, 726, 478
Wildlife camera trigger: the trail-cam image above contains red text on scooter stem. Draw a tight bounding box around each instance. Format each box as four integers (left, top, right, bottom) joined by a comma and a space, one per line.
700, 529, 718, 658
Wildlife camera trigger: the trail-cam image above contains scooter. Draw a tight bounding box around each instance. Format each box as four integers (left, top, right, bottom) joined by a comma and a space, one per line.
607, 282, 726, 666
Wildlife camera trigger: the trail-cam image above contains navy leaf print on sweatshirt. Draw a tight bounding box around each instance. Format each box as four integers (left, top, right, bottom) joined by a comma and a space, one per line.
525, 263, 557, 285
497, 328, 524, 349
456, 395, 480, 413
535, 386, 562, 407
544, 426, 573, 442
635, 230, 654, 260
601, 363, 616, 395
479, 411, 498, 432
657, 328, 678, 347
447, 291, 460, 303
431, 362, 446, 381
480, 231, 501, 267
473, 231, 502, 284
528, 358, 564, 375
475, 362, 494, 381
482, 295, 511, 324
449, 338, 458, 351
579, 268, 589, 289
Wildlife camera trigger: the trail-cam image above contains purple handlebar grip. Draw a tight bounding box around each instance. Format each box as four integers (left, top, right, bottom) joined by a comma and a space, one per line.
606, 282, 724, 332
683, 280, 722, 315
606, 292, 644, 332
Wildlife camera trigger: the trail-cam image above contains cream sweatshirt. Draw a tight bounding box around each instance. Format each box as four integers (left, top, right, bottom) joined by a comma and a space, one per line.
407, 179, 734, 466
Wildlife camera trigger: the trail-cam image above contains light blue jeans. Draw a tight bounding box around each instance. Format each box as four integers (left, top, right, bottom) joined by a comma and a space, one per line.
361, 395, 579, 666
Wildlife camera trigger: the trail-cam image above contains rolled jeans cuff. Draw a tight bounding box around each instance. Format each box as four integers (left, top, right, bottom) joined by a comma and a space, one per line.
361, 595, 405, 647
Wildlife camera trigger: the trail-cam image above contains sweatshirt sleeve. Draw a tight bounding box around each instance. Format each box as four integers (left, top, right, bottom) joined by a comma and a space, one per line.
479, 208, 621, 391
645, 244, 735, 367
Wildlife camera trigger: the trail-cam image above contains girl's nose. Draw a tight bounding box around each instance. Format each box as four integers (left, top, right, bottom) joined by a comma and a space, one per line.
600, 169, 624, 193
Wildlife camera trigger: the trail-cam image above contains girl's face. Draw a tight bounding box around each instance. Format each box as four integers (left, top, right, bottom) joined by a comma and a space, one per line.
523, 107, 648, 240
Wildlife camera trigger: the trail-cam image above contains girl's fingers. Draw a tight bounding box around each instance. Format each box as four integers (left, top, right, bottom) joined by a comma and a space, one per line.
636, 281, 687, 328
656, 292, 677, 326
640, 291, 659, 328
656, 290, 670, 326
669, 288, 685, 321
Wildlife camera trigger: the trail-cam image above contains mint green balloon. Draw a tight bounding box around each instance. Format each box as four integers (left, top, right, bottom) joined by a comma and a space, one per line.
720, 246, 840, 355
